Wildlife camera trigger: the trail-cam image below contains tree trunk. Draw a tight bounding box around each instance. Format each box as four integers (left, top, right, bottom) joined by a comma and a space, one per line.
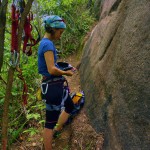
1, 67, 15, 150
1, 0, 34, 149
0, 0, 8, 72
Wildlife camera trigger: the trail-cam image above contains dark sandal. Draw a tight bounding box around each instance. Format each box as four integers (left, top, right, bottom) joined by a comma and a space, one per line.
53, 129, 61, 138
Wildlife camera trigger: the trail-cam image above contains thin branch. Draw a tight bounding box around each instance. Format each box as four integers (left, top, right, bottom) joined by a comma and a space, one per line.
1, 1, 8, 7
9, 111, 24, 125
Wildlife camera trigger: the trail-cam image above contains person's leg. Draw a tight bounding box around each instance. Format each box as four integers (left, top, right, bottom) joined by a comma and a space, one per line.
54, 94, 74, 131
54, 110, 70, 131
43, 128, 53, 150
44, 110, 60, 149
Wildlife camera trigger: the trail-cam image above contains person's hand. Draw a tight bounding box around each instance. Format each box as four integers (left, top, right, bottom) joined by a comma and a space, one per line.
71, 67, 77, 72
65, 70, 74, 76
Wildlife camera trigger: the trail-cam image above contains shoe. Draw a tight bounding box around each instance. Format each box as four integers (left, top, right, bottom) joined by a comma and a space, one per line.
53, 129, 61, 138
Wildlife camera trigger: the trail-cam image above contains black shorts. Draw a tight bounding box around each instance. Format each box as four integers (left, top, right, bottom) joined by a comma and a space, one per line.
45, 94, 74, 129
41, 77, 74, 129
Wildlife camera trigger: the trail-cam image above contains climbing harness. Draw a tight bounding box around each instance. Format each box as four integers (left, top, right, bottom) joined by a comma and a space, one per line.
38, 62, 79, 111
40, 75, 85, 113
41, 76, 69, 111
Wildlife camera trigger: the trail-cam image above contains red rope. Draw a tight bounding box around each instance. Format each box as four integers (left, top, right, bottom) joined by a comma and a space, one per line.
17, 67, 28, 105
23, 12, 40, 56
11, 1, 32, 105
23, 12, 33, 56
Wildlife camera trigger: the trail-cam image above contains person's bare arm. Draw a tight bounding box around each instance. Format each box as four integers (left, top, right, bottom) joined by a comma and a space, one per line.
44, 51, 73, 76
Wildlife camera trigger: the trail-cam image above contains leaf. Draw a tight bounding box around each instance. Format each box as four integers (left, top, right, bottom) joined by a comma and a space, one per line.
26, 113, 40, 120
23, 127, 39, 136
39, 120, 45, 124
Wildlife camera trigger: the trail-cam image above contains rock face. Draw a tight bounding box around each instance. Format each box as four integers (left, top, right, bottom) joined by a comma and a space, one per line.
79, 0, 150, 149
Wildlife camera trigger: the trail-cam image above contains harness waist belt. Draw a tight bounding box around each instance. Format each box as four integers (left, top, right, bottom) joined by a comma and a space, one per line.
42, 76, 65, 82
46, 103, 61, 111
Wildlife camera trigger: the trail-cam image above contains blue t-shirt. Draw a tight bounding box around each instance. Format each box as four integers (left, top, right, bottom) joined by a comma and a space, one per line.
38, 38, 58, 77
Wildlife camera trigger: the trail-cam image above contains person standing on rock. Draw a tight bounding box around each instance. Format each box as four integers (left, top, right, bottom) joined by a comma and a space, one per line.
38, 15, 75, 150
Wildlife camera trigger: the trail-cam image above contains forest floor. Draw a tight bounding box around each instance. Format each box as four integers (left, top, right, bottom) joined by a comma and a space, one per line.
11, 55, 104, 150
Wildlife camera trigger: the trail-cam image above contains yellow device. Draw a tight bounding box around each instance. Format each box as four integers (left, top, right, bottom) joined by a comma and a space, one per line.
72, 92, 83, 104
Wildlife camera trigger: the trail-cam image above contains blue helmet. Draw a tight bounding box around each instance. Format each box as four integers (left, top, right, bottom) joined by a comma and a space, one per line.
44, 15, 66, 29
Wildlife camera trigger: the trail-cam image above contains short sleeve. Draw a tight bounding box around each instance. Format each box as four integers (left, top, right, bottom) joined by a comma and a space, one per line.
42, 40, 55, 53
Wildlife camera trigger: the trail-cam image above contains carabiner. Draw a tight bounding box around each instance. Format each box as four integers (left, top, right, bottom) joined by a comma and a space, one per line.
41, 82, 48, 95
10, 50, 19, 67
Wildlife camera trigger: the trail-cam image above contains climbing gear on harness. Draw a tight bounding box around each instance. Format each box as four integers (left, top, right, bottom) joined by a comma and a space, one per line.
70, 91, 85, 110
71, 92, 84, 104
44, 15, 66, 29
66, 91, 85, 124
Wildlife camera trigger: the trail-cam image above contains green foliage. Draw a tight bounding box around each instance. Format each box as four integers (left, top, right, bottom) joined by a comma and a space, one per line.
26, 113, 40, 120
8, 122, 26, 144
23, 127, 39, 136
1, 0, 96, 146
36, 0, 95, 56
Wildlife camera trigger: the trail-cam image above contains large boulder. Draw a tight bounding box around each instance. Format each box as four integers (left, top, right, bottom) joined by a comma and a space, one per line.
80, 0, 150, 149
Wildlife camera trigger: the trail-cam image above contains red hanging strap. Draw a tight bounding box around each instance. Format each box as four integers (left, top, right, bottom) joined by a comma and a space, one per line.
23, 12, 40, 56
10, 1, 28, 105
11, 3, 20, 53
16, 67, 28, 105
10, 3, 20, 67
23, 16, 32, 55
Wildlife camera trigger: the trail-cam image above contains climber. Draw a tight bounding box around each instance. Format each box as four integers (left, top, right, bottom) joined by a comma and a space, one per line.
38, 15, 75, 150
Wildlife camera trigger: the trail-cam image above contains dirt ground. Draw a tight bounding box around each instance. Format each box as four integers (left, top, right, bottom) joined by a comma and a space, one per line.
11, 55, 104, 150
